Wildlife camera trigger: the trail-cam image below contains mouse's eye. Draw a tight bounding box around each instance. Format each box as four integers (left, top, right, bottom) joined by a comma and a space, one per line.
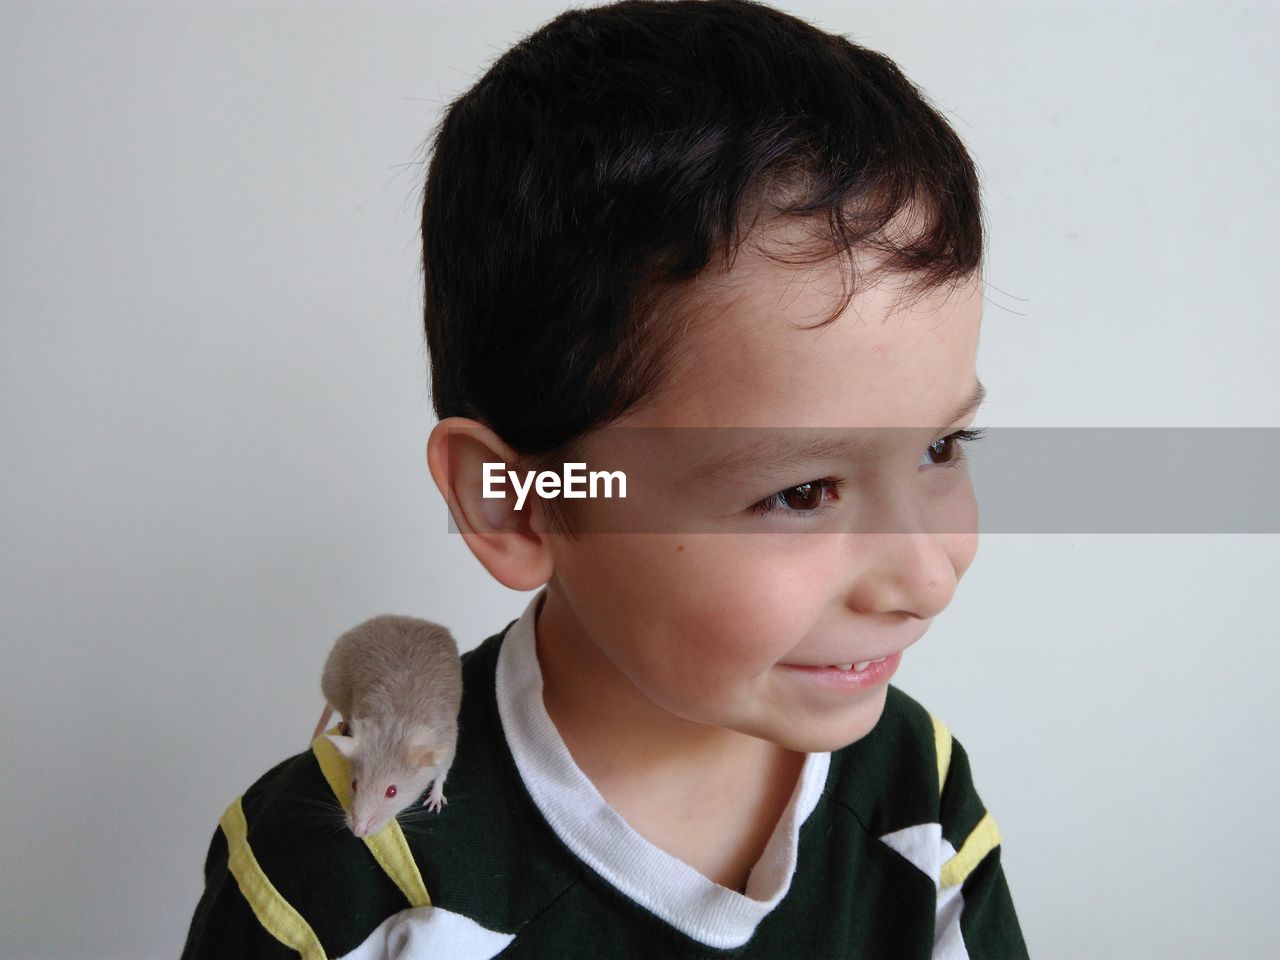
351, 778, 357, 793
385, 784, 397, 799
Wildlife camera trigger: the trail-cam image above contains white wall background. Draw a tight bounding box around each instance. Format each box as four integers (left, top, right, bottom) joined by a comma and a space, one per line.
3, 1, 1277, 957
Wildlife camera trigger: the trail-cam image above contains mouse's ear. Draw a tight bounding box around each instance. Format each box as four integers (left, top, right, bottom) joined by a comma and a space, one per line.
326, 732, 358, 760
405, 725, 437, 768
406, 744, 437, 769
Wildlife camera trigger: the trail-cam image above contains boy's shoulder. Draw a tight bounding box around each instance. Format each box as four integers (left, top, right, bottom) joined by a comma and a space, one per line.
181, 734, 424, 959
182, 626, 573, 960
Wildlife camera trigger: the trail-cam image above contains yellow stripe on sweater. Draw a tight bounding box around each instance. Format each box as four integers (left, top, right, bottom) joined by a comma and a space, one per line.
929, 712, 953, 798
940, 810, 1002, 889
219, 796, 327, 960
311, 726, 432, 908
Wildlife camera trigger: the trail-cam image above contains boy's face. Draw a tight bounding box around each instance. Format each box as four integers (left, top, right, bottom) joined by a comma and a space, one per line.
536, 232, 984, 754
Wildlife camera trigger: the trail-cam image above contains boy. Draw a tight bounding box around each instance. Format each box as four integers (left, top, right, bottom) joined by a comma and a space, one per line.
181, 1, 1030, 957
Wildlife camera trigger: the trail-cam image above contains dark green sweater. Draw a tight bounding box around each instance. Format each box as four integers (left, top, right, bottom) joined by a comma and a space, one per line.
181, 597, 1029, 959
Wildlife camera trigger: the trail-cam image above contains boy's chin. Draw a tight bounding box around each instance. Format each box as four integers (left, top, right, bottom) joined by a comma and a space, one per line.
769, 686, 890, 754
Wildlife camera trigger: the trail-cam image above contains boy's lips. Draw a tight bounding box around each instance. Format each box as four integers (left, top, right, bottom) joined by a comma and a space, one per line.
780, 651, 903, 690
788, 628, 927, 669
787, 650, 900, 668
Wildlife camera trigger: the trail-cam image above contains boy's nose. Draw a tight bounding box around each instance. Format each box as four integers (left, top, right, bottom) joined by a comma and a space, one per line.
841, 530, 962, 621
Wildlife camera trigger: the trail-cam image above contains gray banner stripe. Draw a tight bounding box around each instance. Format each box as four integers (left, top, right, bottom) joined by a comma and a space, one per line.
444, 428, 1280, 534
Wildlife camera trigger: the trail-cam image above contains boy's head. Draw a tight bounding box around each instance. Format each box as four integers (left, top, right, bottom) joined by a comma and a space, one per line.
424, 0, 985, 750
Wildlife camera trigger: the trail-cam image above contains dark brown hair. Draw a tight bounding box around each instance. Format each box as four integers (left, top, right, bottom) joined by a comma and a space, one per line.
421, 0, 985, 536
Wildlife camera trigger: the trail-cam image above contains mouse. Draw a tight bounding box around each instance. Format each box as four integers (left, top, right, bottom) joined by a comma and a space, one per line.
310, 614, 463, 838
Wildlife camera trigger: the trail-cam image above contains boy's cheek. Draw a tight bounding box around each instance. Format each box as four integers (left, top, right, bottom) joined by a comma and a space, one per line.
662, 579, 816, 664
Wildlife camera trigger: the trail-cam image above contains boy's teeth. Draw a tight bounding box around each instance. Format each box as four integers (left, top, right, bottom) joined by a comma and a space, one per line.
829, 657, 887, 672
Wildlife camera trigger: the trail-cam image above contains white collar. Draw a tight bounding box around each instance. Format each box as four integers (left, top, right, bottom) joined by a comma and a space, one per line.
494, 586, 832, 950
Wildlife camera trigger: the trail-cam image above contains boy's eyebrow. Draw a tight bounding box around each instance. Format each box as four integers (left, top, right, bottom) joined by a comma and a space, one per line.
942, 377, 987, 427
686, 378, 986, 480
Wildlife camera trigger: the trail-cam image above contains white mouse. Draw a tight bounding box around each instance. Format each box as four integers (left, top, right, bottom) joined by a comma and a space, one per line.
311, 614, 463, 838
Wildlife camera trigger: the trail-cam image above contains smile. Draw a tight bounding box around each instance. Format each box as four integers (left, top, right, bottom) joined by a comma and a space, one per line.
780, 652, 903, 692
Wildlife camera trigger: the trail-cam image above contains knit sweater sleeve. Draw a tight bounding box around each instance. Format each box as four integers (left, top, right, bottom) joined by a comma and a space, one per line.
179, 810, 302, 960
932, 726, 1031, 959
178, 746, 424, 960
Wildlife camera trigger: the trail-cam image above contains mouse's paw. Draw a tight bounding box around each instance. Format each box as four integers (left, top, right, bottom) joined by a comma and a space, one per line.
424, 784, 448, 813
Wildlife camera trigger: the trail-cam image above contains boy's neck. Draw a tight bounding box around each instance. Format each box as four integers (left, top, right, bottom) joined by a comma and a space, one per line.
532, 584, 809, 892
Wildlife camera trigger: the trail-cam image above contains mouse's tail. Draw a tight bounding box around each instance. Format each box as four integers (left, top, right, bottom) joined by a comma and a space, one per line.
311, 702, 334, 744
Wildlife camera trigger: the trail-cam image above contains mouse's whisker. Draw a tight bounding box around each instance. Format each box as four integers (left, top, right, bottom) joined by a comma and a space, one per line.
283, 792, 356, 837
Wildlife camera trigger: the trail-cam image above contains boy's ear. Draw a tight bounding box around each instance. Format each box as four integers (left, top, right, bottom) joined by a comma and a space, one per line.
426, 417, 553, 592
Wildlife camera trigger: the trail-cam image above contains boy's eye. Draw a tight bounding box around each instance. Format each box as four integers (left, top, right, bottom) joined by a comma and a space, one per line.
922, 427, 987, 467
746, 428, 987, 519
747, 478, 842, 518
